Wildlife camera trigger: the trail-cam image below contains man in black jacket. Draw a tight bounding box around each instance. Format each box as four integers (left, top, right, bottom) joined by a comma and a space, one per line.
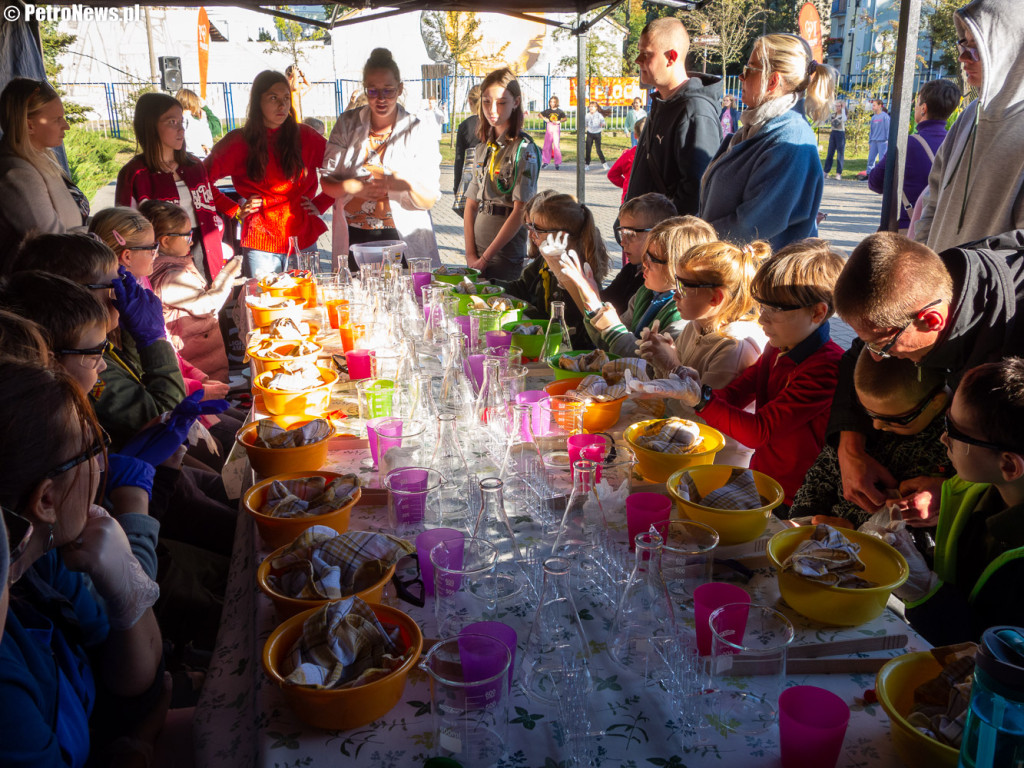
826, 230, 1024, 513
624, 17, 723, 216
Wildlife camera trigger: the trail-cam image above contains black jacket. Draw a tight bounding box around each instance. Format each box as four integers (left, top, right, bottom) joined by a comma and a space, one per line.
828, 230, 1024, 440
624, 74, 723, 216
453, 115, 480, 194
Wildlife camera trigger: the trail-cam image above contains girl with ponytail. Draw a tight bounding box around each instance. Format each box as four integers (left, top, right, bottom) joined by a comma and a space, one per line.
699, 33, 837, 250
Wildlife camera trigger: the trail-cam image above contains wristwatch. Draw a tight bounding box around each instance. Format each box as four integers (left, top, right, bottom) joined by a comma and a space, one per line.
693, 384, 713, 413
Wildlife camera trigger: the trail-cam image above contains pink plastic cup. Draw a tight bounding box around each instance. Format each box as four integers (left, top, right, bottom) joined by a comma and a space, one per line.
367, 417, 403, 468
568, 434, 608, 482
485, 330, 513, 350
464, 354, 487, 393
416, 528, 463, 598
462, 621, 518, 691
347, 349, 376, 380
625, 492, 672, 551
779, 685, 850, 768
452, 315, 472, 336
514, 391, 547, 440
693, 582, 751, 656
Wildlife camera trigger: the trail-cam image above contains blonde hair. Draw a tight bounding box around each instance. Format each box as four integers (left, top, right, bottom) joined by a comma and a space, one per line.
677, 239, 770, 331
467, 84, 482, 112
751, 238, 845, 318
619, 192, 677, 225
648, 215, 717, 274
751, 34, 837, 123
530, 192, 610, 284
175, 88, 203, 119
0, 78, 65, 179
88, 207, 153, 256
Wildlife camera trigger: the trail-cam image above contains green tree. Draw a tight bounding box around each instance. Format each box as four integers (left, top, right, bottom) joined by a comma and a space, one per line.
923, 0, 961, 83
263, 6, 326, 69
553, 11, 622, 108
683, 0, 768, 80
40, 21, 88, 122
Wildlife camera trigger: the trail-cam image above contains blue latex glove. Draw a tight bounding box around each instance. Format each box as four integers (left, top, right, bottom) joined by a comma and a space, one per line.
105, 454, 156, 499
111, 266, 166, 349
120, 390, 231, 465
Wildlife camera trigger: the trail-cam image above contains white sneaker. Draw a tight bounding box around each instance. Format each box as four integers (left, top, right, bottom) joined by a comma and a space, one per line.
585, 164, 592, 171
602, 162, 609, 170
834, 173, 841, 180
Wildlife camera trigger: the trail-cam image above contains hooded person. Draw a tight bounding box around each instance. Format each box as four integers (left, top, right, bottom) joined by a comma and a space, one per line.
914, 0, 1024, 251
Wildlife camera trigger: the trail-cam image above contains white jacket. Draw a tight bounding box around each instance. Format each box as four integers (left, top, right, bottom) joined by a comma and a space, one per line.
324, 105, 441, 265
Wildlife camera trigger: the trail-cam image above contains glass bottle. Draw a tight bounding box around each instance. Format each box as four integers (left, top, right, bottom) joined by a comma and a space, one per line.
542, 300, 573, 359
438, 333, 475, 422
609, 530, 677, 683
551, 460, 606, 592
474, 358, 508, 452
472, 477, 525, 600
521, 556, 592, 705
429, 413, 474, 531
285, 235, 301, 273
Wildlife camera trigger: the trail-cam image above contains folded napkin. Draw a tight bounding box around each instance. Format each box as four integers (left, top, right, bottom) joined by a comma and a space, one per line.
676, 467, 764, 511
556, 349, 609, 372
602, 357, 650, 383
435, 266, 473, 276
262, 273, 298, 289
629, 373, 701, 405
246, 293, 294, 308
781, 524, 877, 588
259, 361, 326, 392
250, 339, 321, 359
469, 295, 513, 311
569, 374, 630, 401
284, 597, 409, 689
269, 526, 414, 600
510, 323, 543, 335
633, 418, 703, 454
254, 418, 332, 448
907, 642, 978, 748
260, 474, 360, 519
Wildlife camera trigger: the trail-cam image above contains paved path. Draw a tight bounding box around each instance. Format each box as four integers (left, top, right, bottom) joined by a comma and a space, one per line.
91, 163, 880, 349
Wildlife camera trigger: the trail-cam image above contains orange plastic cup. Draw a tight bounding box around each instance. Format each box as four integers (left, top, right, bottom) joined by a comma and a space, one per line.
326, 299, 349, 330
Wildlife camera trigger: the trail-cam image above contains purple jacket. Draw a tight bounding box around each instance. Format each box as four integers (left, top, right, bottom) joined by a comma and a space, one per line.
868, 119, 948, 229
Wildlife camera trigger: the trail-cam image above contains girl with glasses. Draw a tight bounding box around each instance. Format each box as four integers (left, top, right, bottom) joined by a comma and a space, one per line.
116, 91, 233, 281
205, 70, 330, 278
322, 48, 442, 271
463, 67, 540, 281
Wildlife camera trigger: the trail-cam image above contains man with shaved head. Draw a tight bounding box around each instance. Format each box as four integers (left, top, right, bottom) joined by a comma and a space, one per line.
624, 16, 723, 216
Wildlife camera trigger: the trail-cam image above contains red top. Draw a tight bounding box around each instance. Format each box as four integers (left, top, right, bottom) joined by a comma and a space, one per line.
699, 323, 842, 504
607, 146, 636, 204
204, 124, 331, 254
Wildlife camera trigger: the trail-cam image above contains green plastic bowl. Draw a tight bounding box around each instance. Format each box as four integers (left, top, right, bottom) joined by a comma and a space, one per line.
503, 319, 559, 360
547, 350, 619, 380
452, 285, 505, 315
432, 267, 480, 285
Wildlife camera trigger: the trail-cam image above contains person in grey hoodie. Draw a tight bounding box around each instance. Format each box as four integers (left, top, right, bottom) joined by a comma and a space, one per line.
915, 0, 1024, 252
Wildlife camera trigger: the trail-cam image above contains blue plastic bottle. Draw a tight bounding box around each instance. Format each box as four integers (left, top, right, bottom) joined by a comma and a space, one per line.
958, 626, 1024, 768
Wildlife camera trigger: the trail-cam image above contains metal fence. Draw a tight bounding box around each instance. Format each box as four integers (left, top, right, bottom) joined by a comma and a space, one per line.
66, 71, 933, 139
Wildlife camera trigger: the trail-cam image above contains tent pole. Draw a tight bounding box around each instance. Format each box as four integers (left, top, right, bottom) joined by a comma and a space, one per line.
879, 0, 921, 232
577, 19, 587, 202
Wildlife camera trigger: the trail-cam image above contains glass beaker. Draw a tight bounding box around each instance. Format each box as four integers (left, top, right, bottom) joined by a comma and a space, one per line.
661, 520, 719, 615
419, 635, 510, 765
383, 466, 442, 537
431, 536, 499, 637
535, 394, 585, 470
469, 308, 503, 353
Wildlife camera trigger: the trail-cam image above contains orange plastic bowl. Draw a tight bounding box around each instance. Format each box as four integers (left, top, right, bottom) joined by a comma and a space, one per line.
249, 298, 303, 328
257, 547, 396, 620
235, 419, 334, 478
247, 339, 323, 375
262, 604, 422, 730
543, 378, 625, 433
243, 471, 360, 548
253, 366, 338, 416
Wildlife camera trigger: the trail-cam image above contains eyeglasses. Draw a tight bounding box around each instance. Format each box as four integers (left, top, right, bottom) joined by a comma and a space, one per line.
862, 383, 945, 426
163, 231, 194, 244
752, 293, 809, 315
126, 243, 159, 254
42, 429, 111, 481
2, 506, 33, 564
863, 299, 942, 358
675, 276, 720, 295
739, 63, 762, 80
365, 87, 399, 100
613, 224, 653, 245
57, 339, 110, 369
160, 118, 184, 130
956, 39, 980, 63
944, 413, 1017, 455
643, 249, 668, 266
526, 222, 565, 237
85, 282, 116, 300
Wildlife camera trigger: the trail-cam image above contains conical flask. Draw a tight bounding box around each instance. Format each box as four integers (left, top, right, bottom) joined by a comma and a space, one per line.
609, 530, 677, 682
429, 413, 473, 531
521, 555, 592, 704
473, 358, 508, 452
542, 300, 573, 358
551, 460, 607, 591
438, 332, 475, 426
472, 476, 525, 600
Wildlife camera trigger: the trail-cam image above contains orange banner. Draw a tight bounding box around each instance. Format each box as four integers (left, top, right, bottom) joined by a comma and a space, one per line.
798, 2, 824, 63
197, 7, 210, 99
569, 77, 645, 108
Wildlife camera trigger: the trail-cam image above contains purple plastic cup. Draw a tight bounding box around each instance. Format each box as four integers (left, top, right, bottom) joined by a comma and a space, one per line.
461, 621, 517, 691
693, 582, 751, 656
514, 390, 547, 440
383, 467, 435, 526
455, 633, 512, 711
431, 536, 467, 596
485, 330, 512, 350
779, 686, 850, 768
625, 492, 672, 551
453, 315, 472, 336
416, 528, 463, 598
367, 417, 403, 468
464, 354, 487, 393
412, 272, 432, 300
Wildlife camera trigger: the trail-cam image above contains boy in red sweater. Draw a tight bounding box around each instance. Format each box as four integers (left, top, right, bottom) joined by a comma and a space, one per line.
678, 239, 846, 504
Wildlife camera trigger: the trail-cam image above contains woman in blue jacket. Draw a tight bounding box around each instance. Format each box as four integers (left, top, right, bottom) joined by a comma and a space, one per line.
699, 33, 837, 250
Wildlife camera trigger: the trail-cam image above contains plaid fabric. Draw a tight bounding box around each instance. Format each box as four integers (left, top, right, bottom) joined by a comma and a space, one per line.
699, 468, 762, 510
270, 526, 414, 599
908, 642, 977, 748
634, 418, 702, 453
781, 524, 875, 588
261, 474, 360, 519
284, 597, 406, 689
255, 418, 332, 448
602, 357, 650, 382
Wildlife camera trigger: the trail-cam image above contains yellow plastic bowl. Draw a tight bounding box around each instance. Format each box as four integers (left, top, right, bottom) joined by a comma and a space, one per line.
243, 471, 359, 549
235, 419, 334, 478
666, 465, 784, 545
246, 339, 323, 375
875, 652, 959, 768
624, 419, 724, 483
249, 298, 303, 328
262, 604, 422, 730
767, 526, 909, 626
544, 378, 625, 433
253, 366, 338, 416
257, 546, 396, 620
